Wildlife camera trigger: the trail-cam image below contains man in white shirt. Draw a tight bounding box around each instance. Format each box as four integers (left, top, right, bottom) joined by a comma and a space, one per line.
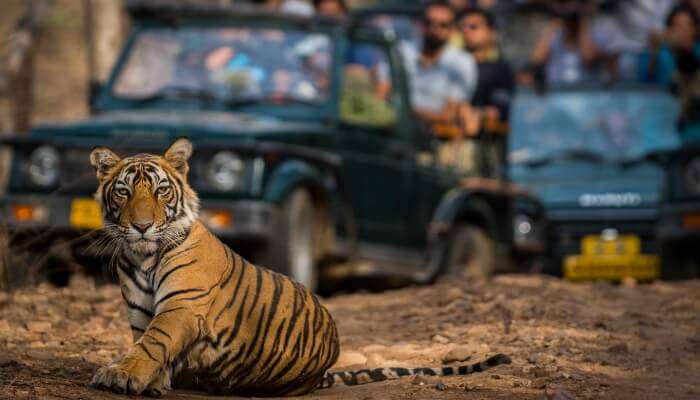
402, 1, 478, 139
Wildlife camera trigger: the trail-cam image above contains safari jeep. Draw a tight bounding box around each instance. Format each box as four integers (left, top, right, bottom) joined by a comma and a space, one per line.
657, 143, 700, 279
510, 84, 681, 281
0, 3, 542, 290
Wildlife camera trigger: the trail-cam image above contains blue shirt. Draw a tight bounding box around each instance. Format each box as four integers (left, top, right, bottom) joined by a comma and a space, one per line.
637, 43, 700, 85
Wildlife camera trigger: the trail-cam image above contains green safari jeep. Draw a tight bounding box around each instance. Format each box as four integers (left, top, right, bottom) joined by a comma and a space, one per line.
0, 3, 543, 290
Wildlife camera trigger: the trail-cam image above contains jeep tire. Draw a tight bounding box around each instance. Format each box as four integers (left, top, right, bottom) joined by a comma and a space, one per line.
442, 225, 497, 279
661, 241, 699, 280
258, 189, 318, 291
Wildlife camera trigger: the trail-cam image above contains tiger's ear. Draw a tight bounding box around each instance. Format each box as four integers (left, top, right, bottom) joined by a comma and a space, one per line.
90, 147, 121, 182
164, 138, 193, 176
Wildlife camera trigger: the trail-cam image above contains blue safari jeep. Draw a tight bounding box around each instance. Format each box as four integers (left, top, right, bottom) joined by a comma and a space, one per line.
0, 3, 542, 290
510, 84, 681, 281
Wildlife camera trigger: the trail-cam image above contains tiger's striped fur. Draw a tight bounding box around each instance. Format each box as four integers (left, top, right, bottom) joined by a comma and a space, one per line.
88, 139, 510, 397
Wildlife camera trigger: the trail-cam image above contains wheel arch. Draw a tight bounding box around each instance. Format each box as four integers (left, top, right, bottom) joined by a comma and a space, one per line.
429, 188, 507, 244
262, 159, 342, 260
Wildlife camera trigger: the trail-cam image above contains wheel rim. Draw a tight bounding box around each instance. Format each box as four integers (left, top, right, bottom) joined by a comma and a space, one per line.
289, 194, 316, 290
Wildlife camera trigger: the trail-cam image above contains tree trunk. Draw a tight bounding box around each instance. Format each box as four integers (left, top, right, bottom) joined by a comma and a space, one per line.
0, 0, 52, 135
84, 0, 123, 110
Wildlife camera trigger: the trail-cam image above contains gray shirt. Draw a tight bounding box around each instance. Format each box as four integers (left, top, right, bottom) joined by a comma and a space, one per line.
401, 43, 478, 114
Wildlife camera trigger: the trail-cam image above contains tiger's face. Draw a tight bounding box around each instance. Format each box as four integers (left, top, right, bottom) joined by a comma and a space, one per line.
90, 139, 200, 257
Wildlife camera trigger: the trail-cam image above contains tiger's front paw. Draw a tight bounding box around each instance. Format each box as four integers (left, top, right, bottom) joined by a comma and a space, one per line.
90, 362, 149, 395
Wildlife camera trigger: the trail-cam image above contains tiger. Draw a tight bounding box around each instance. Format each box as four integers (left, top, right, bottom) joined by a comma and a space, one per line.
88, 138, 512, 397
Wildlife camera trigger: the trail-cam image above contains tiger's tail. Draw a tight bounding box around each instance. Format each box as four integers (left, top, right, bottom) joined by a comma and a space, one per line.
318, 353, 511, 389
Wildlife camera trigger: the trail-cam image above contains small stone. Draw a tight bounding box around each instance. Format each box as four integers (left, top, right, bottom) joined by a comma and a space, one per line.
491, 374, 501, 379
26, 349, 52, 360
434, 382, 447, 391
0, 320, 11, 332
432, 335, 450, 344
546, 386, 577, 400
366, 353, 387, 368
621, 276, 637, 288
446, 287, 464, 302
512, 380, 523, 388
593, 321, 608, 330
533, 367, 550, 377
26, 321, 52, 333
528, 353, 556, 365
335, 351, 367, 368
412, 374, 431, 386
522, 365, 535, 374
608, 343, 629, 354
0, 354, 17, 367
442, 346, 472, 364
531, 378, 548, 389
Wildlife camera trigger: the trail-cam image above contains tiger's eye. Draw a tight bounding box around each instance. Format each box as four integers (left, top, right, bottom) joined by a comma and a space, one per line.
157, 186, 171, 196
116, 188, 129, 197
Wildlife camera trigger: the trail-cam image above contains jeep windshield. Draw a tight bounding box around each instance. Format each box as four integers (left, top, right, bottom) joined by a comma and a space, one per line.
509, 85, 682, 166
111, 27, 332, 108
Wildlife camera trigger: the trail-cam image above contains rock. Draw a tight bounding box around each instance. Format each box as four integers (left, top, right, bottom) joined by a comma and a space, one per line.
608, 343, 629, 354
522, 365, 535, 375
335, 351, 367, 368
432, 335, 450, 344
434, 382, 447, 391
0, 354, 17, 367
533, 367, 551, 377
545, 386, 577, 400
442, 346, 472, 364
26, 349, 52, 360
411, 374, 430, 385
491, 374, 501, 380
0, 320, 11, 332
26, 321, 52, 333
366, 353, 387, 368
446, 287, 464, 302
530, 378, 548, 389
621, 277, 637, 288
528, 353, 556, 365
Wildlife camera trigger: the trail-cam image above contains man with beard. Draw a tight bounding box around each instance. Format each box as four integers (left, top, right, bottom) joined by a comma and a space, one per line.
402, 1, 478, 143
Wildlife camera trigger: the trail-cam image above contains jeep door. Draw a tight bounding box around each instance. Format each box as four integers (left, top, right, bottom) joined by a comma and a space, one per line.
336, 35, 416, 246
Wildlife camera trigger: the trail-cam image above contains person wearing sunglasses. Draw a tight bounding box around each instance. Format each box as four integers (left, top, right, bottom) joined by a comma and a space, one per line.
401, 1, 479, 145
460, 8, 514, 178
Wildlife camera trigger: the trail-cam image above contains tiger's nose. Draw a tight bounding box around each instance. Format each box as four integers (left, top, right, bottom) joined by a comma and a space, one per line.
132, 221, 153, 234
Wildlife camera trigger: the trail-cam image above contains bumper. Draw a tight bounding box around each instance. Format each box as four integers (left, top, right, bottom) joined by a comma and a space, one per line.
544, 209, 659, 276
1, 194, 281, 244
658, 202, 700, 243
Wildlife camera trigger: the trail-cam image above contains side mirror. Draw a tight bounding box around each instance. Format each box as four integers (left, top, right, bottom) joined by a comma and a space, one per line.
88, 80, 103, 114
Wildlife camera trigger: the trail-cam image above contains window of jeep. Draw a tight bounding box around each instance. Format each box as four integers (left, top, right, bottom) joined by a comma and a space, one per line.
339, 42, 397, 128
112, 27, 332, 105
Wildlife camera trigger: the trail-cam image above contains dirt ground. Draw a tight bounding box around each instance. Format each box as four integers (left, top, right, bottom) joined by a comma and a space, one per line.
0, 275, 699, 400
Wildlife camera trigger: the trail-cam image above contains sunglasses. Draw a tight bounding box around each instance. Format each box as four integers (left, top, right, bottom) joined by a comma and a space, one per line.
424, 19, 453, 29
461, 23, 485, 30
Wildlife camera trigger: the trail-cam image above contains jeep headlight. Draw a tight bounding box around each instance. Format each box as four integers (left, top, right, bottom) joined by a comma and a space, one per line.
514, 213, 543, 250
684, 157, 700, 196
28, 146, 60, 187
207, 151, 246, 191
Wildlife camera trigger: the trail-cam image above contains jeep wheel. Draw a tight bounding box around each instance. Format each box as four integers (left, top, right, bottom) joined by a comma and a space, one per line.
258, 189, 318, 291
661, 242, 699, 280
442, 225, 497, 279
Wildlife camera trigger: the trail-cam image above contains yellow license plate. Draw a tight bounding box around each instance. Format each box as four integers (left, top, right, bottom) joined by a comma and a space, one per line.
581, 234, 640, 256
564, 234, 659, 280
70, 199, 102, 229
564, 255, 660, 280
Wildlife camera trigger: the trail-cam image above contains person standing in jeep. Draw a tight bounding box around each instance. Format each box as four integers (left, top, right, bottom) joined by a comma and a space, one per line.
401, 1, 479, 172
460, 8, 514, 179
